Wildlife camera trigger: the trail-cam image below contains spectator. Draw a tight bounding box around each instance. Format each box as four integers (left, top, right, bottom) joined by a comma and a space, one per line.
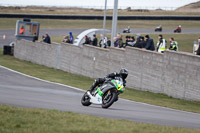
19, 26, 25, 34
69, 32, 74, 44
196, 37, 200, 55
83, 35, 90, 45
117, 34, 124, 48
134, 36, 146, 48
133, 33, 141, 47
127, 36, 136, 47
156, 34, 166, 53
136, 33, 141, 42
113, 37, 118, 47
33, 33, 37, 42
144, 35, 155, 51
107, 37, 111, 47
42, 33, 51, 44
169, 38, 178, 51
92, 34, 98, 46
125, 36, 130, 46
99, 34, 107, 47
62, 36, 70, 43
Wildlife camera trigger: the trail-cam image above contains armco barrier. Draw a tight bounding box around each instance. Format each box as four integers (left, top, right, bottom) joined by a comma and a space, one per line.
14, 40, 200, 101
1, 14, 200, 20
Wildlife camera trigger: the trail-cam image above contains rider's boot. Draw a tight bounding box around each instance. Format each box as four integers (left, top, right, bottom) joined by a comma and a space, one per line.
89, 81, 98, 95
89, 78, 105, 95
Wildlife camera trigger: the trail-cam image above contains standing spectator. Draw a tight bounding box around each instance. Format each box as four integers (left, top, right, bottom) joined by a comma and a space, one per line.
92, 34, 98, 46
127, 36, 136, 47
125, 36, 130, 46
169, 38, 178, 51
62, 36, 70, 43
133, 34, 141, 47
107, 37, 111, 47
83, 35, 90, 45
140, 36, 146, 48
99, 34, 107, 47
136, 33, 141, 42
196, 37, 200, 55
117, 34, 124, 48
113, 37, 118, 47
42, 33, 51, 44
69, 32, 74, 44
156, 34, 166, 53
19, 26, 25, 34
144, 35, 155, 51
134, 36, 146, 48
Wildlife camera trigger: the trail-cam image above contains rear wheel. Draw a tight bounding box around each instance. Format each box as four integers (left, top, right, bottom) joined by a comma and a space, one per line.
102, 90, 117, 109
81, 92, 91, 106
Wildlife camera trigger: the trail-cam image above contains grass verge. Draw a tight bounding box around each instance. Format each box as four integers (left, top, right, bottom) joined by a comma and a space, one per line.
1, 18, 200, 30
1, 105, 200, 133
1, 7, 200, 16
0, 49, 200, 114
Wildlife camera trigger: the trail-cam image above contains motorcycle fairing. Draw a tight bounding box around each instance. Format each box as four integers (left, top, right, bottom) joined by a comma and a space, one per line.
87, 91, 102, 104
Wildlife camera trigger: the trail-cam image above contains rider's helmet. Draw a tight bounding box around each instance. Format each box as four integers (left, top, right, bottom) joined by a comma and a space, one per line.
119, 69, 128, 80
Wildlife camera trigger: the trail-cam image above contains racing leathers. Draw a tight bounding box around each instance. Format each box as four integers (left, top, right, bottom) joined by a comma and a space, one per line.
89, 72, 126, 94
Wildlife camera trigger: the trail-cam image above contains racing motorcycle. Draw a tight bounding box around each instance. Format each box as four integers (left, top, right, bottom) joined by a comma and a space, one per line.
81, 77, 125, 109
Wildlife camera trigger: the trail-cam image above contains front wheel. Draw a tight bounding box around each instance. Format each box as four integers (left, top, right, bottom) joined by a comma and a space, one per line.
102, 90, 117, 109
81, 92, 91, 106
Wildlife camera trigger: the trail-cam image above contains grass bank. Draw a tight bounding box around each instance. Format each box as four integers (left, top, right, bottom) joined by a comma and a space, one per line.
0, 49, 200, 114
1, 105, 200, 133
1, 6, 200, 16
1, 18, 200, 30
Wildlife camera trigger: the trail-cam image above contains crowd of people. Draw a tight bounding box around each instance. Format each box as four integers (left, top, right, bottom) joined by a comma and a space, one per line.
82, 34, 111, 48
42, 30, 200, 56
82, 33, 180, 53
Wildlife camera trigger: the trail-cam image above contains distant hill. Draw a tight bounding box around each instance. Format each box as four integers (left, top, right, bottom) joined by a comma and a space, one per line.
176, 1, 200, 12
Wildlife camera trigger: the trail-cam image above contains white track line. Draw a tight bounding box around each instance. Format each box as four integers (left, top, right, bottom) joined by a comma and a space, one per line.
0, 65, 84, 92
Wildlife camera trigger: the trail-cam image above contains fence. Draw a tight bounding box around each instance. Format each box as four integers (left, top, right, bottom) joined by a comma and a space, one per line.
14, 40, 200, 101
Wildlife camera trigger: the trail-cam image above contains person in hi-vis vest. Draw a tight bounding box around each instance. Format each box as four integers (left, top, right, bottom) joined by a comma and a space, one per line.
169, 38, 178, 51
157, 34, 166, 53
19, 26, 25, 34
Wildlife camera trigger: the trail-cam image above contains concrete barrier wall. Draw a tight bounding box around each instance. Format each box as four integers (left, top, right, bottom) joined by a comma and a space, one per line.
14, 40, 200, 101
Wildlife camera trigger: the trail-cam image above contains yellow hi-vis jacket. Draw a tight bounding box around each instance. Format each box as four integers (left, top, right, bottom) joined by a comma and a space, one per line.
157, 39, 166, 53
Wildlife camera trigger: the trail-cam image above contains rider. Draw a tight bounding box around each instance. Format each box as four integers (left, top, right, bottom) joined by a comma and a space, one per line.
89, 69, 128, 94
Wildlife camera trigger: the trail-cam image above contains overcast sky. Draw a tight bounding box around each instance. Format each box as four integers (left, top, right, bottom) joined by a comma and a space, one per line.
0, 0, 199, 9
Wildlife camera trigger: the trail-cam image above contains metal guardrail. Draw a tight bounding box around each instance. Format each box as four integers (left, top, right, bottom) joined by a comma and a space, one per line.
0, 14, 200, 20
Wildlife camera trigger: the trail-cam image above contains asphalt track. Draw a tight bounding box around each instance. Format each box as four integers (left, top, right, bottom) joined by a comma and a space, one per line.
0, 66, 200, 129
1, 28, 200, 48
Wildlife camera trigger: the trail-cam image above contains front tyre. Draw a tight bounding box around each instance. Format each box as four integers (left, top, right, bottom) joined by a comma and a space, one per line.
81, 92, 91, 106
102, 90, 117, 109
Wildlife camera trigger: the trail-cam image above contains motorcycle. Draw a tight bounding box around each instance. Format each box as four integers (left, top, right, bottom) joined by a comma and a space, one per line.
123, 26, 131, 33
81, 77, 125, 109
155, 25, 162, 32
174, 29, 181, 33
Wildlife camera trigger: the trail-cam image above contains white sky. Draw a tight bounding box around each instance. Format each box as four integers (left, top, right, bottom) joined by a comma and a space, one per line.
0, 0, 199, 9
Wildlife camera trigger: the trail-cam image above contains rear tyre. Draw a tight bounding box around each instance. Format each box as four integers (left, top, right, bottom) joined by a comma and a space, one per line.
102, 90, 117, 109
81, 92, 91, 106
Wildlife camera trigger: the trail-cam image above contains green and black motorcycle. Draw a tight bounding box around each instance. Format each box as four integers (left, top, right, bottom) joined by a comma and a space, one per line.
81, 77, 125, 109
